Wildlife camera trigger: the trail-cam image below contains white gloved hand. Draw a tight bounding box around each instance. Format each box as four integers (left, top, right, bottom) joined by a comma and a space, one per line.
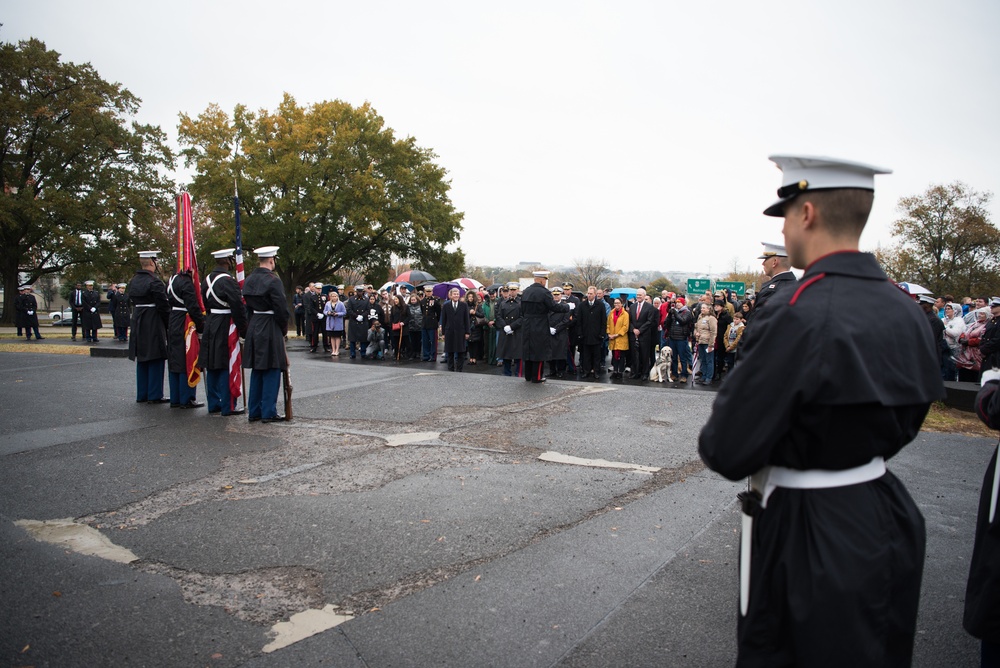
27, 311, 34, 315
317, 313, 324, 319
504, 325, 513, 334
357, 315, 364, 322
982, 368, 1000, 386
567, 302, 575, 310
549, 327, 556, 335
90, 307, 97, 312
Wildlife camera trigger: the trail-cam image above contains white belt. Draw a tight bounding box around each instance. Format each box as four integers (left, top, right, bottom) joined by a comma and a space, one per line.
171, 306, 187, 311
210, 309, 231, 314
753, 456, 886, 509
254, 310, 275, 315
135, 303, 156, 308
739, 456, 886, 617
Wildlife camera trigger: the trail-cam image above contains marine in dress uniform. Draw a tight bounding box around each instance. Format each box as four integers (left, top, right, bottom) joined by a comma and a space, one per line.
198, 249, 249, 416
547, 287, 572, 378
495, 283, 523, 377
16, 286, 44, 340
242, 246, 290, 423
520, 271, 573, 383
303, 284, 321, 353
110, 284, 131, 342
979, 296, 1000, 372
345, 286, 369, 359
127, 251, 170, 403
698, 155, 945, 667
80, 280, 102, 342
562, 282, 581, 373
738, 242, 796, 357
166, 269, 205, 408
967, 363, 1000, 665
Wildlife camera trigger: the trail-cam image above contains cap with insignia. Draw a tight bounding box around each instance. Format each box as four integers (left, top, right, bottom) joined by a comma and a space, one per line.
917, 295, 936, 305
19, 284, 31, 290
532, 270, 550, 277
551, 286, 563, 295
355, 284, 365, 290
763, 155, 892, 217
562, 282, 574, 290
117, 283, 127, 288
138, 250, 160, 259
84, 280, 95, 285
211, 248, 235, 259
253, 245, 279, 258
507, 281, 520, 289
990, 296, 1000, 307
757, 242, 788, 259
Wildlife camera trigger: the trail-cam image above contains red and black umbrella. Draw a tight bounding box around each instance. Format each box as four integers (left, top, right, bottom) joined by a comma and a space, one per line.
395, 270, 436, 284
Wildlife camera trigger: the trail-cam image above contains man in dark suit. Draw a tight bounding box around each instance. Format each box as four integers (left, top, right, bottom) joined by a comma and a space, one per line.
440, 286, 470, 371
69, 281, 85, 341
577, 286, 606, 378
628, 288, 656, 379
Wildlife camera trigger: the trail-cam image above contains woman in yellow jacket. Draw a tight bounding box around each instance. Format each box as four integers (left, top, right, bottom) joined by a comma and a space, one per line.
607, 297, 630, 379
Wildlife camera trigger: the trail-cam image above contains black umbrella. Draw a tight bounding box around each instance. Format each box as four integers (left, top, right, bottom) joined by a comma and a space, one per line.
485, 283, 504, 292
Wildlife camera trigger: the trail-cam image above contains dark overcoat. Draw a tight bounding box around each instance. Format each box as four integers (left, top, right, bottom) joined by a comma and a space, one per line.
81, 288, 103, 330
345, 296, 369, 341
965, 377, 1000, 642
198, 268, 248, 370
548, 309, 572, 361
128, 270, 169, 362
494, 297, 522, 359
577, 298, 607, 346
166, 273, 205, 373
242, 267, 289, 371
15, 293, 40, 329
520, 283, 571, 362
698, 252, 945, 666
439, 299, 470, 353
110, 291, 131, 328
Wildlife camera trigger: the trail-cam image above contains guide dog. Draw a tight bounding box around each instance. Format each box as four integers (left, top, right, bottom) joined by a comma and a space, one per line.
649, 346, 673, 383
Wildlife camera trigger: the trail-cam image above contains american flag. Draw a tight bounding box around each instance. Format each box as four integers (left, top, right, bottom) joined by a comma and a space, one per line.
230, 184, 245, 410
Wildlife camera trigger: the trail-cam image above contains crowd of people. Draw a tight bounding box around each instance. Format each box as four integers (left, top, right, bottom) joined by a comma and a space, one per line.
917, 294, 1000, 383
287, 279, 762, 384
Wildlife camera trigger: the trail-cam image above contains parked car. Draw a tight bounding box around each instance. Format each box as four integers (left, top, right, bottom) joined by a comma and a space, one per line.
49, 307, 74, 325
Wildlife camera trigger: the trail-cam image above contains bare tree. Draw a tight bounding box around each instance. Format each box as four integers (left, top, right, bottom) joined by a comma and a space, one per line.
572, 258, 612, 290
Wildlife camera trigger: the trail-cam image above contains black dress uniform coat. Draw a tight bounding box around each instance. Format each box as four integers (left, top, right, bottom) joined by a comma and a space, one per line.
242, 267, 289, 371
81, 287, 103, 331
965, 375, 1000, 642
198, 268, 248, 370
699, 252, 944, 667
346, 295, 369, 343
166, 272, 205, 374
520, 283, 571, 362
495, 297, 523, 360
15, 293, 40, 330
740, 269, 796, 354
548, 308, 572, 361
128, 270, 169, 362
110, 291, 131, 329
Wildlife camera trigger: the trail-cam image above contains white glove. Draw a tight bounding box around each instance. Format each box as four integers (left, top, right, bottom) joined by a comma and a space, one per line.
90, 307, 97, 312
357, 315, 364, 322
982, 369, 1000, 385
27, 311, 34, 315
504, 325, 513, 334
549, 327, 556, 335
567, 302, 575, 311
317, 313, 324, 319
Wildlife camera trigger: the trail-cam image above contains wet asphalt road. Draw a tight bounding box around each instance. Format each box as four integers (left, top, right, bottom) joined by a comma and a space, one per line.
0, 340, 989, 667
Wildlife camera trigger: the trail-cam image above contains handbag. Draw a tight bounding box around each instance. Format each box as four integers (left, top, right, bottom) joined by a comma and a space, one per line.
391, 322, 402, 331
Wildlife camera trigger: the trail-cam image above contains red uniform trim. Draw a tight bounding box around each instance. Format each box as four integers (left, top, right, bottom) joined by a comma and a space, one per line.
789, 273, 827, 305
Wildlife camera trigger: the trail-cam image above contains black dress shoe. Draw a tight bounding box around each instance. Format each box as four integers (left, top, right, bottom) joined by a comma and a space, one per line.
148, 398, 171, 404
248, 416, 261, 422
531, 378, 546, 383
261, 415, 286, 424
223, 409, 246, 416
180, 401, 205, 409
36, 336, 45, 340
208, 409, 221, 414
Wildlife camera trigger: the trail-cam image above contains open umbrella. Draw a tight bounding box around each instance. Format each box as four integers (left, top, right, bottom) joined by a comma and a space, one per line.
452, 277, 484, 291
432, 281, 466, 299
896, 281, 932, 295
609, 287, 637, 299
395, 270, 436, 284
485, 283, 504, 293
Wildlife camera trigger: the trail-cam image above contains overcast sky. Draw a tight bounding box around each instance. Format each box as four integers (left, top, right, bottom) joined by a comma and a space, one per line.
6, 0, 999, 275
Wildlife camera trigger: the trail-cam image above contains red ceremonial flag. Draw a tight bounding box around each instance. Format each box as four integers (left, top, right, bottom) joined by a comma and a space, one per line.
229, 181, 245, 409
175, 192, 203, 388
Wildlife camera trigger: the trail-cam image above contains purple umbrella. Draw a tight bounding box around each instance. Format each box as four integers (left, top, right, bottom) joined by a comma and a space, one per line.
432, 281, 466, 299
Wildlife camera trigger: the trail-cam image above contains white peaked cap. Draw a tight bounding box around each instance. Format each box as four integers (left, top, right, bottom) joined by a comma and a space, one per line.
757, 242, 788, 259
138, 250, 160, 259
764, 155, 892, 217
254, 246, 279, 258
211, 248, 236, 259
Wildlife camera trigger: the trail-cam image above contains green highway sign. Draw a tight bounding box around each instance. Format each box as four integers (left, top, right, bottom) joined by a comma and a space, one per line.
715, 281, 746, 297
686, 279, 711, 296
